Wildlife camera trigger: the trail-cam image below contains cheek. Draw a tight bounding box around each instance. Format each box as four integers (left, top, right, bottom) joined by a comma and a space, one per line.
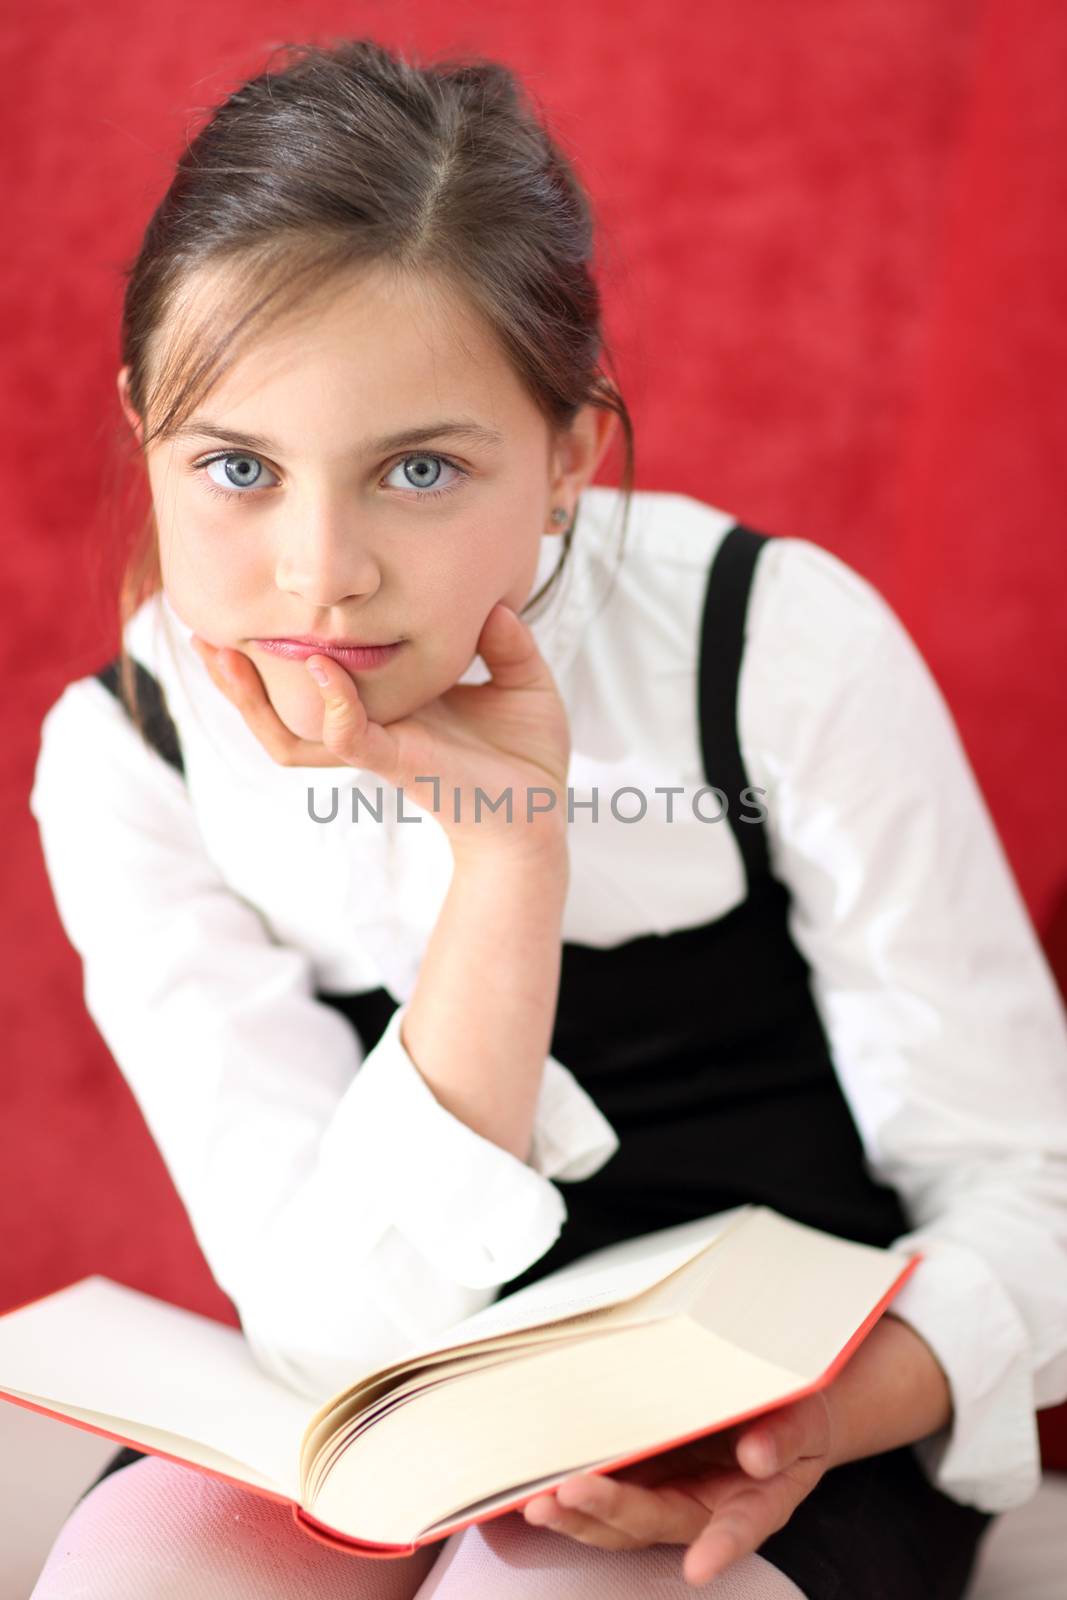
157, 506, 261, 609
418, 518, 521, 600
417, 540, 531, 650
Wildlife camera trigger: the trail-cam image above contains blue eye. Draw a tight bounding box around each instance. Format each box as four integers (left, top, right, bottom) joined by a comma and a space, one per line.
193, 450, 469, 503
381, 454, 467, 499
199, 454, 280, 499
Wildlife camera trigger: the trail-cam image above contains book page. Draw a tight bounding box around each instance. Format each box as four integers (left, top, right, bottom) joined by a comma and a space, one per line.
451, 1207, 752, 1342
9, 1397, 287, 1495
304, 1327, 639, 1503
310, 1316, 805, 1547
309, 1213, 918, 1546
296, 1207, 751, 1488
0, 1277, 311, 1500
688, 1209, 919, 1379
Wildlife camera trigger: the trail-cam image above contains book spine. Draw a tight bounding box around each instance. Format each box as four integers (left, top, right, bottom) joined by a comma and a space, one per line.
291, 1503, 419, 1559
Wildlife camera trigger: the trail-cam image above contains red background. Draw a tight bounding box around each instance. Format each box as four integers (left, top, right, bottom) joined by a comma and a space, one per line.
4, 2, 1066, 1465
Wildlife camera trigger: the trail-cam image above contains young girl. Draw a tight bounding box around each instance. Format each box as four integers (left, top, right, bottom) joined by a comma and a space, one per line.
26, 35, 1067, 1600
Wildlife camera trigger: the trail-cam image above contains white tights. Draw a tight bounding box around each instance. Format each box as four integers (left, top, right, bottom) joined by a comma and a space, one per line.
30, 1456, 810, 1598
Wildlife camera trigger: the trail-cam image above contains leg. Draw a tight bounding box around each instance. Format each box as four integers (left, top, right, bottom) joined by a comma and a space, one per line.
413, 1512, 809, 1598
30, 1454, 443, 1599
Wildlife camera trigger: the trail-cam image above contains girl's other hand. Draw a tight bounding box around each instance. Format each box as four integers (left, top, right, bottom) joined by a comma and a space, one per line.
521, 1391, 834, 1588
190, 602, 571, 861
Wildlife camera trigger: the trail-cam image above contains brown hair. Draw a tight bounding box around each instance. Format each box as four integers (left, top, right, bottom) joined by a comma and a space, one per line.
109, 35, 636, 736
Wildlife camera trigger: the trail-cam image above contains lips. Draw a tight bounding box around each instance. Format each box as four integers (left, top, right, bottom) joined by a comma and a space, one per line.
252, 638, 405, 669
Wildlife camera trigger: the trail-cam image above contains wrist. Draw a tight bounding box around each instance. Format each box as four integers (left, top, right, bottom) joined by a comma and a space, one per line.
823, 1312, 953, 1471
450, 830, 570, 878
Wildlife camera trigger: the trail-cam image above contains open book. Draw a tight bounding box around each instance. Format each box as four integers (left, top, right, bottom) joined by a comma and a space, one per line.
0, 1205, 919, 1557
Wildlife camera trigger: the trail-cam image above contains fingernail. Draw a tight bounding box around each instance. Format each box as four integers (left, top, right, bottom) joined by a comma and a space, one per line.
306, 660, 330, 687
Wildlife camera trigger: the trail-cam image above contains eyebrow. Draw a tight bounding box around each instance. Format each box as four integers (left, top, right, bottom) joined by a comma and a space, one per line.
167, 417, 506, 455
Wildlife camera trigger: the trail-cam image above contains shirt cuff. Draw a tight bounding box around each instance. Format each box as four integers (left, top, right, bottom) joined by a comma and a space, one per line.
315, 1001, 617, 1290
885, 1231, 1042, 1512
528, 1054, 620, 1181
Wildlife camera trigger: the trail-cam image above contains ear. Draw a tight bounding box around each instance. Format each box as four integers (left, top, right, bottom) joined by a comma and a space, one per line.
116, 365, 144, 447
547, 405, 619, 529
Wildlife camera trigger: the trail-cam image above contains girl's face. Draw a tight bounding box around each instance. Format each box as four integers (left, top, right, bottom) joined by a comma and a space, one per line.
123, 263, 612, 740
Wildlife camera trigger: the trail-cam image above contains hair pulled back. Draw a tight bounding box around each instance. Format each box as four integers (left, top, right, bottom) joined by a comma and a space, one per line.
111, 36, 635, 728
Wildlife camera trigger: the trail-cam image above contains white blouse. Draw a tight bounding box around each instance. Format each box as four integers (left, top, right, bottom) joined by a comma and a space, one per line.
29, 485, 1067, 1515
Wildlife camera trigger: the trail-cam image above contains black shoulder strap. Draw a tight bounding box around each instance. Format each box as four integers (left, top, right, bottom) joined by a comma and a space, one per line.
94, 655, 186, 778
697, 522, 773, 887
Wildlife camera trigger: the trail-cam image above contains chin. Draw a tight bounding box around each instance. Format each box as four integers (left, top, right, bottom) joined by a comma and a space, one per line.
267, 680, 393, 745
288, 712, 329, 744
257, 677, 323, 741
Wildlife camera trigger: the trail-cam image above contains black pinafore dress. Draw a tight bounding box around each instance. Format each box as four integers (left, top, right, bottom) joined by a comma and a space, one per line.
75, 526, 996, 1599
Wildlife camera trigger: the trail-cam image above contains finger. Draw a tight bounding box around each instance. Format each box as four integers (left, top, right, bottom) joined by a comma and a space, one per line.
736, 1428, 779, 1479
684, 1514, 751, 1587
475, 603, 548, 692
682, 1492, 776, 1586
553, 1472, 706, 1547
736, 1391, 833, 1480
191, 636, 346, 767
190, 635, 274, 714
190, 634, 245, 694
192, 637, 291, 742
683, 1473, 801, 1586
522, 1492, 645, 1552
305, 654, 400, 774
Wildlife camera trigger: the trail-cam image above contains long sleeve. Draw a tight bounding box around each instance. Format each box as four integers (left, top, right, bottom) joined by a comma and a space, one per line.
742, 537, 1067, 1513
29, 676, 619, 1401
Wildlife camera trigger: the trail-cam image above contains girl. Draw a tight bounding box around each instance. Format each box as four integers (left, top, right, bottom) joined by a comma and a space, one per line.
26, 34, 1067, 1600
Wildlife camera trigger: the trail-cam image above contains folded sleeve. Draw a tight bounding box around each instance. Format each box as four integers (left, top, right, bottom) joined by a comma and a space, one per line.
29, 676, 618, 1401
742, 538, 1067, 1513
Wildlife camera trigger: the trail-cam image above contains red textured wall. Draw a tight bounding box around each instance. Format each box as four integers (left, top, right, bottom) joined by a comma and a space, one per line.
4, 1, 1066, 1464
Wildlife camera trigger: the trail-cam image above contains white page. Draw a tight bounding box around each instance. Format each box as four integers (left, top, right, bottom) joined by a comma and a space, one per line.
689, 1208, 916, 1378
301, 1208, 756, 1453
5, 1397, 287, 1495
0, 1277, 312, 1499
395, 1207, 752, 1356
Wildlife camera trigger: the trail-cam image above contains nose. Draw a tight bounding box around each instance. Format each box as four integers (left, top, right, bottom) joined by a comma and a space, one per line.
274, 495, 382, 607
